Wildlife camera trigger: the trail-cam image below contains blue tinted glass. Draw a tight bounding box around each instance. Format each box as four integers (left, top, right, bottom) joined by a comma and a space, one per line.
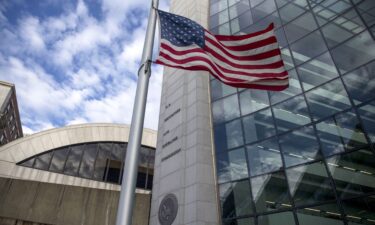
212, 94, 240, 124
242, 108, 276, 144
358, 100, 375, 142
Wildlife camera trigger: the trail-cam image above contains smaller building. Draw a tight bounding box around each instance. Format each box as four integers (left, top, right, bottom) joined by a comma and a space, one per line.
0, 81, 23, 146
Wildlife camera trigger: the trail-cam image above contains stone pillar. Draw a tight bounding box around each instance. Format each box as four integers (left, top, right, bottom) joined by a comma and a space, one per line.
149, 1, 220, 224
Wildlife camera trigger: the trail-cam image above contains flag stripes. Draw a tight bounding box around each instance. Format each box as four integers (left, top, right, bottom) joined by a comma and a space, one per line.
155, 10, 288, 90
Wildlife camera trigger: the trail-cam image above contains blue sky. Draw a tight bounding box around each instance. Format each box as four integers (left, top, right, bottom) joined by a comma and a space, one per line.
0, 0, 169, 134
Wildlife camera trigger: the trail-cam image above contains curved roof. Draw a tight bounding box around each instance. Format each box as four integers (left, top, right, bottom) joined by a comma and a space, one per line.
0, 123, 157, 191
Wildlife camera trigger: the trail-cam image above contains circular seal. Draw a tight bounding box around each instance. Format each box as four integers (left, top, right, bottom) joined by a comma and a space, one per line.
158, 193, 178, 225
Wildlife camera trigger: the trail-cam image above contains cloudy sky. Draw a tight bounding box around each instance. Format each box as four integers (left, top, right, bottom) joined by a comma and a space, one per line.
0, 0, 170, 134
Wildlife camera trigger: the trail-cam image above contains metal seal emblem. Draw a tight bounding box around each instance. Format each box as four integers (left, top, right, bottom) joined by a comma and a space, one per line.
158, 193, 178, 225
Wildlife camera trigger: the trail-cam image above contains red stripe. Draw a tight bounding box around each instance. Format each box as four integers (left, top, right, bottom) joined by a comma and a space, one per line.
212, 23, 274, 41
158, 52, 288, 80
155, 60, 288, 91
158, 51, 287, 78
161, 42, 282, 61
160, 44, 285, 70
212, 36, 277, 52
205, 37, 278, 60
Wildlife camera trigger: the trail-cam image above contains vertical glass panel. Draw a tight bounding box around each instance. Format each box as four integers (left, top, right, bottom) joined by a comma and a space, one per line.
20, 157, 35, 167
290, 30, 328, 66
239, 89, 269, 115
243, 11, 281, 34
211, 0, 227, 15
273, 95, 311, 133
242, 108, 275, 144
111, 143, 126, 161
211, 78, 237, 101
258, 211, 296, 225
251, 171, 292, 213
214, 119, 244, 153
212, 94, 240, 124
228, 148, 248, 180
251, 0, 277, 22
279, 126, 321, 167
223, 218, 255, 225
357, 0, 375, 27
284, 12, 318, 44
334, 110, 368, 149
279, 1, 308, 24
64, 145, 84, 176
219, 22, 231, 35
229, 1, 250, 19
331, 31, 375, 74
235, 10, 253, 31
270, 69, 302, 104
275, 28, 287, 47
217, 152, 232, 183
316, 118, 346, 157
230, 18, 241, 34
286, 161, 336, 206
78, 143, 98, 179
358, 101, 375, 142
280, 47, 295, 70
305, 78, 351, 120
341, 195, 375, 225
327, 149, 375, 199
322, 9, 365, 48
297, 203, 344, 225
247, 137, 283, 176
343, 60, 375, 105
219, 180, 253, 218
297, 52, 339, 90
49, 147, 69, 173
34, 151, 53, 170
93, 143, 112, 181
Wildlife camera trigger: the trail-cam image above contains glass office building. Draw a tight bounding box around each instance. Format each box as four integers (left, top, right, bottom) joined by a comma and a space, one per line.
209, 0, 375, 224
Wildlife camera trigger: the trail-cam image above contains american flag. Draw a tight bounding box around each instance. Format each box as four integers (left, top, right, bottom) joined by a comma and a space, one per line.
155, 10, 289, 91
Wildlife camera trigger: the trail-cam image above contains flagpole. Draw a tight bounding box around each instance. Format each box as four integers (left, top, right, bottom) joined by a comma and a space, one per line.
115, 0, 158, 224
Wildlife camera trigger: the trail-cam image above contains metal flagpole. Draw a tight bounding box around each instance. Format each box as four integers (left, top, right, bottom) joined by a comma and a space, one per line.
115, 0, 159, 224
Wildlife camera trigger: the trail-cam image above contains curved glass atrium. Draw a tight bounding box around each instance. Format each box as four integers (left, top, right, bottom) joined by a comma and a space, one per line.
209, 0, 375, 224
18, 142, 155, 190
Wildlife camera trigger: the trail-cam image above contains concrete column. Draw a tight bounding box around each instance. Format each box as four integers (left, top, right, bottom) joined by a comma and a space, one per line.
150, 1, 220, 225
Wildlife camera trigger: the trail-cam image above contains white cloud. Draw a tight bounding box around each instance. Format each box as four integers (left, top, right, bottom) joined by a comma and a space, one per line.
0, 0, 170, 133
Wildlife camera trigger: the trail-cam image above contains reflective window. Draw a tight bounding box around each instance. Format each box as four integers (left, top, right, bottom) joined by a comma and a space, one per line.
286, 161, 336, 206
79, 143, 98, 179
214, 119, 244, 153
270, 69, 302, 104
219, 180, 253, 218
280, 48, 295, 70
223, 218, 255, 225
327, 149, 375, 199
231, 11, 253, 34
251, 0, 277, 23
311, 0, 352, 26
239, 89, 269, 115
279, 126, 321, 167
212, 94, 240, 124
251, 171, 292, 213
18, 142, 154, 189
357, 0, 375, 28
279, 1, 308, 24
211, 79, 237, 101
284, 12, 318, 44
242, 108, 276, 144
49, 147, 69, 172
305, 78, 351, 120
211, 0, 228, 15
297, 203, 345, 225
322, 9, 365, 48
331, 31, 375, 74
273, 95, 311, 133
358, 100, 375, 142
297, 52, 339, 90
343, 60, 375, 105
217, 148, 249, 183
247, 138, 283, 176
290, 30, 328, 66
229, 0, 250, 19
258, 211, 296, 225
34, 151, 53, 170
341, 195, 375, 225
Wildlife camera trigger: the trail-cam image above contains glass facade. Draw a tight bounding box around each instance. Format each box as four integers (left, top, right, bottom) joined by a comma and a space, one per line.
209, 0, 375, 224
18, 142, 155, 190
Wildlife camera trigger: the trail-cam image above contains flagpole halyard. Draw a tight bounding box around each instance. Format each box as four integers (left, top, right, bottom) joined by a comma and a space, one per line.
115, 0, 159, 225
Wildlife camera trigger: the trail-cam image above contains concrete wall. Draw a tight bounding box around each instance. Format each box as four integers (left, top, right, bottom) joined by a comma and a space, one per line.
150, 0, 220, 224
0, 177, 151, 225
